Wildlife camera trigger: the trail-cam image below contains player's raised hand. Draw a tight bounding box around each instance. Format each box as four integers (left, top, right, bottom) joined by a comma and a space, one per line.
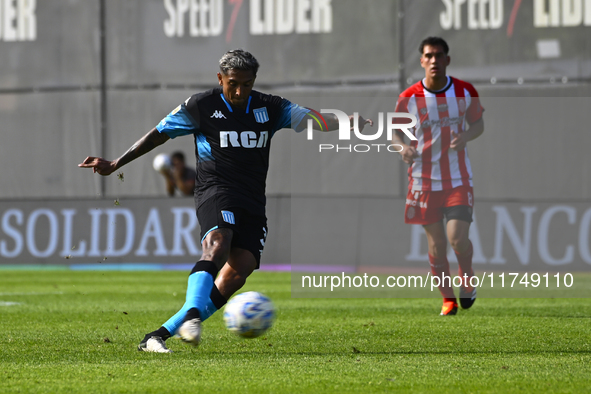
78, 156, 117, 176
450, 131, 467, 151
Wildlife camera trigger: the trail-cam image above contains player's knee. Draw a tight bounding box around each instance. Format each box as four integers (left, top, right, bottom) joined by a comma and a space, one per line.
428, 239, 448, 257
204, 228, 232, 247
449, 236, 469, 253
201, 229, 233, 263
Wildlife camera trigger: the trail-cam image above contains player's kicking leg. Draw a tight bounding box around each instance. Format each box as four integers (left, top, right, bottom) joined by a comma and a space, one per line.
175, 228, 232, 346
139, 204, 266, 352
139, 243, 259, 351
138, 275, 232, 352
176, 248, 257, 345
138, 228, 231, 352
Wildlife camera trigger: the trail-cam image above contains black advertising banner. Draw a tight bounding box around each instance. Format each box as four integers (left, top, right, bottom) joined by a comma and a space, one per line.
402, 0, 591, 83
0, 0, 100, 90
105, 0, 398, 86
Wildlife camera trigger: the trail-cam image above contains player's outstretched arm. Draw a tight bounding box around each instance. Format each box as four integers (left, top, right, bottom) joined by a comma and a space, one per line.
78, 128, 170, 176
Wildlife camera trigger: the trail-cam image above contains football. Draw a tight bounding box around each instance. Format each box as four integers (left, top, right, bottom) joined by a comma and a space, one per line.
152, 153, 171, 171
223, 291, 275, 338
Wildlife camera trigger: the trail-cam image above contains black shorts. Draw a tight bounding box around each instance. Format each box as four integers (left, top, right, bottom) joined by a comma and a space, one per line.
197, 196, 268, 267
442, 205, 473, 223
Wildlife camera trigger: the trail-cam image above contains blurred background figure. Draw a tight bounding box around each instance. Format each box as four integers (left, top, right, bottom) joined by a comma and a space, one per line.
157, 151, 196, 197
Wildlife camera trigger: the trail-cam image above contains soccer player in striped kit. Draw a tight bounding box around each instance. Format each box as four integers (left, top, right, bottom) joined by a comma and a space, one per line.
393, 37, 485, 315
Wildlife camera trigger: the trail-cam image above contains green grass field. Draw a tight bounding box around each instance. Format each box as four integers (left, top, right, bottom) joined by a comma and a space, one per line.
1, 270, 590, 393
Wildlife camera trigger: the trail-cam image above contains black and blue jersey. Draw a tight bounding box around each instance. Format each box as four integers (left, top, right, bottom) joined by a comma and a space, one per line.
156, 87, 310, 215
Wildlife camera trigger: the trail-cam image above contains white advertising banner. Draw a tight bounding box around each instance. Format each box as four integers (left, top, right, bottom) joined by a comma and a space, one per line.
2, 197, 590, 272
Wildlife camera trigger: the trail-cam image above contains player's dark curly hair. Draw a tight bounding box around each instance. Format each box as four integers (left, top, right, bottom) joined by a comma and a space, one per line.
219, 49, 260, 76
419, 37, 449, 55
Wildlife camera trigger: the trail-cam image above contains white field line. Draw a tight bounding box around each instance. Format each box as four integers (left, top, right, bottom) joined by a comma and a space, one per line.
0, 292, 64, 296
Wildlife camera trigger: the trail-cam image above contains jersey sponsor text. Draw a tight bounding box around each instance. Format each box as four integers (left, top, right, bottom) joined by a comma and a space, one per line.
220, 131, 269, 148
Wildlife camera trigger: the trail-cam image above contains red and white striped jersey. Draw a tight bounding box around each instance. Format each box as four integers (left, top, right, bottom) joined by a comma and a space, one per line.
395, 76, 483, 191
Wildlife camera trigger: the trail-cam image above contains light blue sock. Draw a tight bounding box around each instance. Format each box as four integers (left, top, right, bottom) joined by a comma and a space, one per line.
201, 298, 218, 321
162, 297, 219, 335
162, 272, 216, 335
185, 271, 214, 311
162, 305, 189, 335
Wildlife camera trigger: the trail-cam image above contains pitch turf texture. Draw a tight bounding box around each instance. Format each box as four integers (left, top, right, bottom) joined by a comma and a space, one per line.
1, 271, 590, 394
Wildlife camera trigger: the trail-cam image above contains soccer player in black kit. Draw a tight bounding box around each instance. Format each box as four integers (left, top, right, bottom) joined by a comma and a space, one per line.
79, 49, 372, 353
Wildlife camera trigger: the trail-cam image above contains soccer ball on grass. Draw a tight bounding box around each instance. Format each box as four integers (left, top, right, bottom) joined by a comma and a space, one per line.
223, 291, 275, 338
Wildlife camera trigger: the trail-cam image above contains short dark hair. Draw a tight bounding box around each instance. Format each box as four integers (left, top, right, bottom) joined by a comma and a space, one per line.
219, 49, 260, 76
419, 37, 449, 55
171, 151, 185, 162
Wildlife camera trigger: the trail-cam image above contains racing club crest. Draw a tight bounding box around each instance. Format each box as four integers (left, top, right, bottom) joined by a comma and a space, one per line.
253, 107, 269, 123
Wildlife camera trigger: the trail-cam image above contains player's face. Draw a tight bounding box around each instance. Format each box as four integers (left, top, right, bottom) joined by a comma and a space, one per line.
218, 69, 256, 109
420, 45, 450, 79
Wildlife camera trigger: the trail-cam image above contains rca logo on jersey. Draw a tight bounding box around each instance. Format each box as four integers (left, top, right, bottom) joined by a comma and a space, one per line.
220, 131, 269, 148
211, 110, 226, 119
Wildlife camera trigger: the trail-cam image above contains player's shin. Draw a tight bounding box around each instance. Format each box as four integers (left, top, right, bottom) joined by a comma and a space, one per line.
455, 240, 477, 309
455, 240, 474, 279
428, 254, 456, 300
184, 260, 219, 316
177, 261, 220, 346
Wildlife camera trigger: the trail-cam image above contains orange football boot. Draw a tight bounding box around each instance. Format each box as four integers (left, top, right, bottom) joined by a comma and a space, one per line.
440, 300, 458, 316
